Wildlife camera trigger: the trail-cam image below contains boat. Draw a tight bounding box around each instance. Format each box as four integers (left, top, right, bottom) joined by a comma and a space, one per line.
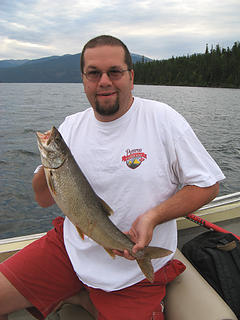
1, 192, 240, 320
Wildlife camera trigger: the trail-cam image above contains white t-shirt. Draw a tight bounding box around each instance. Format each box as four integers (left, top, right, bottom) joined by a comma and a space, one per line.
58, 96, 225, 291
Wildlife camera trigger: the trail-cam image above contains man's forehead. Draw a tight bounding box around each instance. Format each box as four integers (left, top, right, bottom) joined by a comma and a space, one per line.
84, 45, 125, 65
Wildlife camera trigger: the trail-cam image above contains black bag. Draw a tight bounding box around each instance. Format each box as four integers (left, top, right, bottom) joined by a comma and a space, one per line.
182, 231, 240, 319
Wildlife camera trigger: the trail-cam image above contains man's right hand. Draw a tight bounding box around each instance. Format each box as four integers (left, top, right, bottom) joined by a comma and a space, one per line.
32, 165, 55, 207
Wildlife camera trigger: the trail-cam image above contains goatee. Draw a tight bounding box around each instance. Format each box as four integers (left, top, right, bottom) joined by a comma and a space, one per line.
95, 97, 120, 116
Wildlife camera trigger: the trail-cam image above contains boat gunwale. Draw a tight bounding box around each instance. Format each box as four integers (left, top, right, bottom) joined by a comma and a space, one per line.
198, 191, 240, 210
0, 192, 240, 253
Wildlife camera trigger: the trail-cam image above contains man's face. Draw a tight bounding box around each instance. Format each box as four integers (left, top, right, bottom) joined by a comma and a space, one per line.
82, 45, 134, 122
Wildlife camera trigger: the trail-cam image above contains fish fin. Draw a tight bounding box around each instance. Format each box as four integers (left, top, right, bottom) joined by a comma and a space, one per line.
98, 197, 114, 216
75, 226, 85, 240
144, 247, 172, 259
136, 258, 154, 283
47, 171, 56, 195
104, 247, 116, 259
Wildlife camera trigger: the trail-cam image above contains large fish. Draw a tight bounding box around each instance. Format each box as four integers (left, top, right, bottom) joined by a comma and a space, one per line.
36, 127, 172, 282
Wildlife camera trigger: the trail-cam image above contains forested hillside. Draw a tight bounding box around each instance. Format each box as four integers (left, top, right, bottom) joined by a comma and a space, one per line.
0, 53, 151, 83
134, 41, 240, 88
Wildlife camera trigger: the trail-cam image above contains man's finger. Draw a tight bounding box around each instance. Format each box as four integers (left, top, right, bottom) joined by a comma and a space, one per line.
112, 249, 124, 257
123, 249, 135, 260
112, 249, 135, 260
132, 243, 145, 254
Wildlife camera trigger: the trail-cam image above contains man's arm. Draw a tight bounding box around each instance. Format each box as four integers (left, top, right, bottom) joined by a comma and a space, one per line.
32, 165, 55, 208
117, 183, 219, 259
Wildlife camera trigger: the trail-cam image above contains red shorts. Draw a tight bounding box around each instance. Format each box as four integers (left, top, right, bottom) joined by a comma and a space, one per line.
0, 217, 185, 320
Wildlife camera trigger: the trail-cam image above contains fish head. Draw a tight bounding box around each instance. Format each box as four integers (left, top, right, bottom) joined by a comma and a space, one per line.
36, 127, 68, 169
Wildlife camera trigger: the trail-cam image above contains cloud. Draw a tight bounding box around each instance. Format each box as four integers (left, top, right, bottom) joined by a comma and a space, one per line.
0, 0, 240, 60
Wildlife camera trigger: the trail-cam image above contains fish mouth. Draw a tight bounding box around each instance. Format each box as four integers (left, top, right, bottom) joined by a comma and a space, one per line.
36, 127, 54, 146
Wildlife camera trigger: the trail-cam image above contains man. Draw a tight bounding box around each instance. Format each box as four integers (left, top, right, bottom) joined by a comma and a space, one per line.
0, 35, 224, 320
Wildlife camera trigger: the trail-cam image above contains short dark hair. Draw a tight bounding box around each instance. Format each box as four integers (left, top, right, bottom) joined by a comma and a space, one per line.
80, 35, 133, 73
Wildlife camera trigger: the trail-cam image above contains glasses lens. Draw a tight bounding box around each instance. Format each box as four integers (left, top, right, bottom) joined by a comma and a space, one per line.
85, 69, 128, 81
86, 70, 101, 81
108, 70, 122, 80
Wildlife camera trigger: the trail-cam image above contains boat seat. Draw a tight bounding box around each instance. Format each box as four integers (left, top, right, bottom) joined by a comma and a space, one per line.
164, 249, 238, 320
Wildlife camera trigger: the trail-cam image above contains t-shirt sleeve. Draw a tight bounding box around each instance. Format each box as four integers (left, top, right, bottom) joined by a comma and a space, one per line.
172, 125, 225, 187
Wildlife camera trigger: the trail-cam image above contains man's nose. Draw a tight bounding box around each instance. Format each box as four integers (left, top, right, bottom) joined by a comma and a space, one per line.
98, 72, 112, 85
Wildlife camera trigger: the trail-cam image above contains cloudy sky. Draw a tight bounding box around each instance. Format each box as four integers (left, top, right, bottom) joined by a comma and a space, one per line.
1, 0, 240, 61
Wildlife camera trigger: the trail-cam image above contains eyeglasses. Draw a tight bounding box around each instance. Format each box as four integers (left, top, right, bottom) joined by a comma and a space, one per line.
83, 68, 130, 82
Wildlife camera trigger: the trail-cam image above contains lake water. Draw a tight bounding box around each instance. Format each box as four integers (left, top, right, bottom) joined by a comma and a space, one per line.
0, 83, 240, 239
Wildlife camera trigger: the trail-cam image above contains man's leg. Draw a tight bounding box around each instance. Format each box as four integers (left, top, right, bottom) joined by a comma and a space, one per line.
0, 272, 32, 319
0, 271, 98, 320
88, 259, 186, 320
0, 217, 97, 320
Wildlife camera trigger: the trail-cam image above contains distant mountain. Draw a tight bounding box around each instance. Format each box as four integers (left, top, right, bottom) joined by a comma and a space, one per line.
0, 59, 29, 68
131, 54, 152, 64
0, 53, 152, 83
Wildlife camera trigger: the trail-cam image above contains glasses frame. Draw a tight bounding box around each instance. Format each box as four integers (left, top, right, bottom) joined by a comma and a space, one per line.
82, 68, 131, 82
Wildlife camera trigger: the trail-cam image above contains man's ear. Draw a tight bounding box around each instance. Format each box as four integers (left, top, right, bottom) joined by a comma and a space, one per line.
130, 69, 134, 89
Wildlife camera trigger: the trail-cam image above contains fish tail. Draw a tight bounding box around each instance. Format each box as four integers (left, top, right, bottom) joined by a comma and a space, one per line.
136, 258, 154, 283
144, 246, 172, 259
136, 247, 172, 282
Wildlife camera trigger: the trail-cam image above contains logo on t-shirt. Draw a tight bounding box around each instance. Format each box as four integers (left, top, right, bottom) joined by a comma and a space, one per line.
122, 148, 147, 169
